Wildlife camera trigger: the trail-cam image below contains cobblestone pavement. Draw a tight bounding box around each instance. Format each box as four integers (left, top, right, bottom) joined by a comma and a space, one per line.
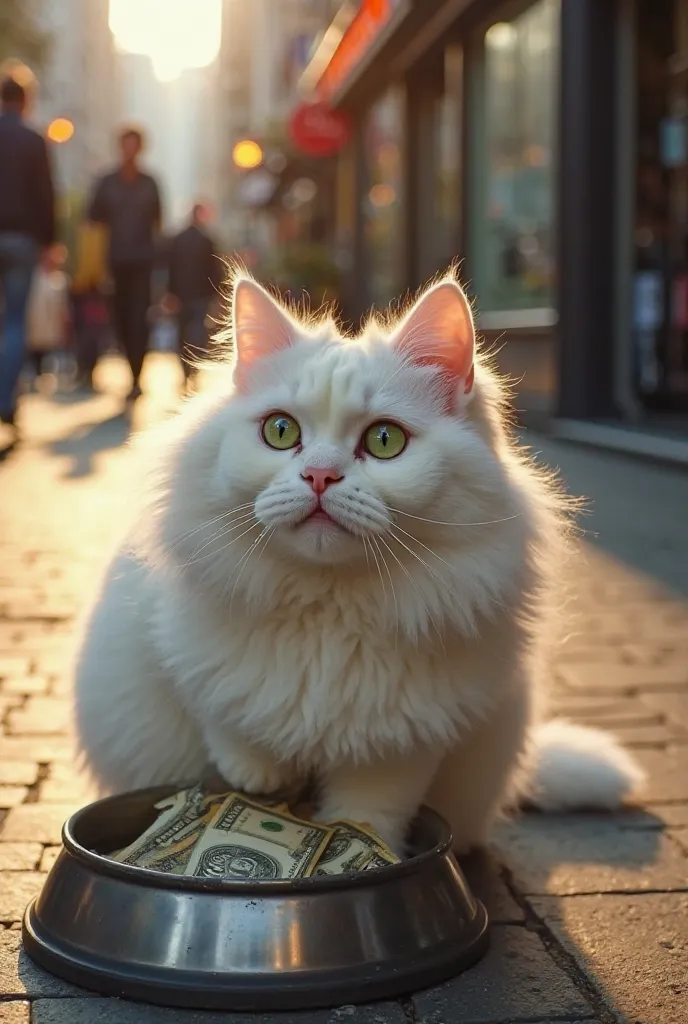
1, 357, 687, 1024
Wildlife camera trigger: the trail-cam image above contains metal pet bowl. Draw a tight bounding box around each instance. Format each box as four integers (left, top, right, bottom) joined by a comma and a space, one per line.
23, 786, 489, 1011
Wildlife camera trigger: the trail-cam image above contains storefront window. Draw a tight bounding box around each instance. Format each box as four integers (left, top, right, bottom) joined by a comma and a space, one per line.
632, 0, 688, 408
478, 0, 559, 312
433, 47, 463, 274
363, 88, 404, 306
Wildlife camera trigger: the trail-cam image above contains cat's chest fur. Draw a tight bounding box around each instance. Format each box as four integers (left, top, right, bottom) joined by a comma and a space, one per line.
152, 571, 512, 766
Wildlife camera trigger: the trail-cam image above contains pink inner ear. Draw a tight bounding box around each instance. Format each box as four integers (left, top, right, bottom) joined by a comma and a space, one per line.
233, 278, 294, 388
393, 282, 475, 393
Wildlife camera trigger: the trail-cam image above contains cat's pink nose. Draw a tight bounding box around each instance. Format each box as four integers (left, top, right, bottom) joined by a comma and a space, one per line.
302, 466, 343, 495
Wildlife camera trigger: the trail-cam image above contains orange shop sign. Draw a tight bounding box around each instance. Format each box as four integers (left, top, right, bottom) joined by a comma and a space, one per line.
316, 0, 407, 103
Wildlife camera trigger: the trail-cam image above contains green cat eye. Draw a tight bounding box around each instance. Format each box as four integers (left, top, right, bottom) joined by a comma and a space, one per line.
363, 421, 407, 460
262, 413, 301, 450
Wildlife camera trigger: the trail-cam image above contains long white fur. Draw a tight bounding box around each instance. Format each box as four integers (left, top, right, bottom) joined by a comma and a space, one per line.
73, 271, 644, 853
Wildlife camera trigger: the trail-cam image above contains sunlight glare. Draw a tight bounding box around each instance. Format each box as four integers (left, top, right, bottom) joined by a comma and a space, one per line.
109, 0, 222, 82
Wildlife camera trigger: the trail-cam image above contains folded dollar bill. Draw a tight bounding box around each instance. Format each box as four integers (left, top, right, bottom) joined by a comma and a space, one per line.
110, 786, 401, 879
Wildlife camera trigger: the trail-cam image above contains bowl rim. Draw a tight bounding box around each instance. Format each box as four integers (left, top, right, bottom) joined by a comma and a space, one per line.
61, 785, 455, 895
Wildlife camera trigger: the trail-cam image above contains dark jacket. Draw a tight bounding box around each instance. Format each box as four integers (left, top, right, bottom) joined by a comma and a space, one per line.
89, 169, 162, 267
167, 224, 224, 304
0, 112, 55, 245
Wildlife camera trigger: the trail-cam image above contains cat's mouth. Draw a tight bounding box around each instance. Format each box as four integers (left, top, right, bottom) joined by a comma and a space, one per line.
298, 505, 349, 532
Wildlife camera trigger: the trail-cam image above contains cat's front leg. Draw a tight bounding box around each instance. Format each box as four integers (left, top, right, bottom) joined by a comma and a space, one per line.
202, 721, 292, 796
316, 748, 442, 856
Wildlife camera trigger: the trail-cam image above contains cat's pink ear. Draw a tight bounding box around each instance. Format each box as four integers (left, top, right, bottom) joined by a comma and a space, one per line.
232, 278, 295, 390
393, 281, 475, 395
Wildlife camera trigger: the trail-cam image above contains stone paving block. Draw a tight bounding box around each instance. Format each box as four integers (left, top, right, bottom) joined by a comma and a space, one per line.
548, 694, 659, 719
0, 844, 42, 871
0, 677, 50, 696
0, 1002, 30, 1023
1, 806, 75, 845
493, 816, 688, 895
569, 612, 636, 639
567, 711, 666, 733
0, 764, 39, 787
0, 696, 23, 716
0, 789, 29, 810
6, 699, 71, 737
38, 764, 97, 805
0, 738, 74, 763
0, 659, 31, 680
50, 678, 72, 698
30, 999, 408, 1023
635, 747, 688, 802
608, 722, 688, 747
38, 847, 61, 873
558, 663, 688, 694
554, 644, 627, 663
529, 893, 688, 1024
459, 851, 525, 924
0, 872, 43, 922
655, 804, 688, 827
624, 644, 688, 666
0, 931, 92, 998
31, 649, 70, 670
411, 925, 594, 1023
672, 828, 688, 855
639, 691, 688, 731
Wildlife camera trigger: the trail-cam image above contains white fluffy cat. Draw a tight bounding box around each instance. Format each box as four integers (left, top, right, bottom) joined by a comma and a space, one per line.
74, 272, 644, 854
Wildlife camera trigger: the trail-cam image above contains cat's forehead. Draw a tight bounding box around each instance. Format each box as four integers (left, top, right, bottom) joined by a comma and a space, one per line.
291, 339, 378, 413
270, 330, 441, 431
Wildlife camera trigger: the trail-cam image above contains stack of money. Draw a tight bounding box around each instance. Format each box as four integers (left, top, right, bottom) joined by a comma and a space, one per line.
110, 785, 401, 880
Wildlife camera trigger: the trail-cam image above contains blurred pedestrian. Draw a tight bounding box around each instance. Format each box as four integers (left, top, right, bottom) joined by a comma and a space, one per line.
71, 221, 110, 391
26, 243, 70, 384
165, 202, 223, 392
88, 125, 162, 402
0, 69, 55, 429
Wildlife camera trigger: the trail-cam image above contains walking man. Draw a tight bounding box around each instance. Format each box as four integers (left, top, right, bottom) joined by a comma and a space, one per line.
166, 202, 223, 391
88, 126, 162, 402
0, 72, 55, 429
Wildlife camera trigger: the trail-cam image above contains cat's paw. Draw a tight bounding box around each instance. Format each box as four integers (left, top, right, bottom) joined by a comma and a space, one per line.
215, 746, 286, 796
315, 805, 407, 858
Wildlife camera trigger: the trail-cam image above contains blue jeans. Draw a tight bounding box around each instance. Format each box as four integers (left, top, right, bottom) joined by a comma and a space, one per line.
0, 233, 38, 415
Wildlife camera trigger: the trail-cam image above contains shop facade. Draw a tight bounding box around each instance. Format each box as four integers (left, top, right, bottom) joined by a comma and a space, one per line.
303, 0, 688, 454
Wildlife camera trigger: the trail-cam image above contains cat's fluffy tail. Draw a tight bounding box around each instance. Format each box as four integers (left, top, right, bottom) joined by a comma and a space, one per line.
522, 719, 646, 811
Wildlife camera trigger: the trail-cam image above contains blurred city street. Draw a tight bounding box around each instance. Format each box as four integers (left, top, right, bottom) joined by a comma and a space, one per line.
0, 358, 687, 1023
2, 0, 688, 1021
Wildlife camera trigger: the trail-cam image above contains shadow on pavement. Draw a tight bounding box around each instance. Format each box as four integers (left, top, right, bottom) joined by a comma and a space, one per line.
528, 433, 688, 598
47, 412, 130, 479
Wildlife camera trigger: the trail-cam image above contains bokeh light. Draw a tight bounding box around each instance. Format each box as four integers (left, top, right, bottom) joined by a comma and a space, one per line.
232, 140, 264, 170
47, 118, 75, 144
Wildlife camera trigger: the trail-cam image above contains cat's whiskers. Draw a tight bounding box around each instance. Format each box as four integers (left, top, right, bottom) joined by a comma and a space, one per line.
387, 507, 522, 528
170, 503, 256, 551
389, 525, 511, 617
227, 525, 272, 614
183, 520, 261, 570
390, 522, 460, 578
388, 528, 452, 594
366, 535, 387, 609
361, 536, 371, 571
184, 512, 258, 565
370, 535, 399, 648
254, 526, 275, 569
377, 535, 445, 650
